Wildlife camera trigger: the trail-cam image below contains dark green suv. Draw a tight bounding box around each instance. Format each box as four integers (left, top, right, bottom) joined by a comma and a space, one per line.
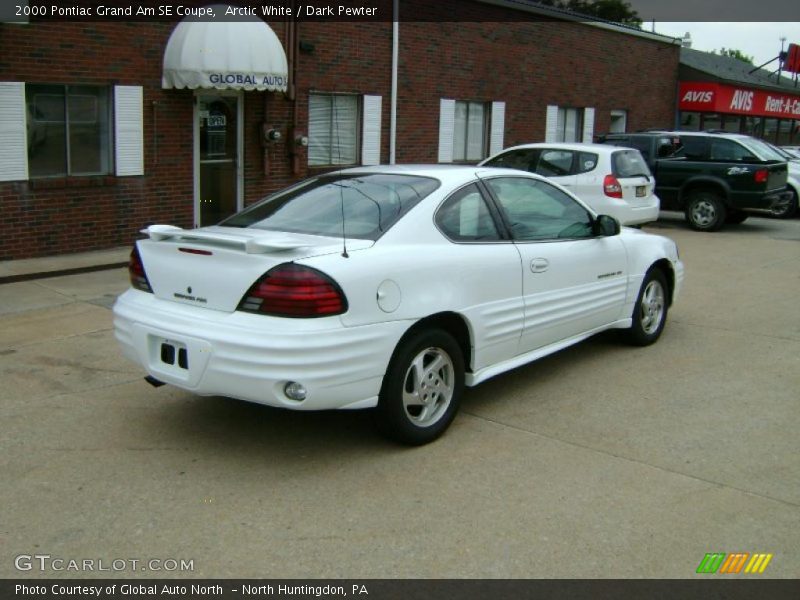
597, 131, 792, 230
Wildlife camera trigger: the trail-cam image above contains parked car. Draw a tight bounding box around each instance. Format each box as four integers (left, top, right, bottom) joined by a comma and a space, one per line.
763, 143, 800, 218
479, 143, 659, 226
598, 131, 791, 229
114, 165, 684, 445
781, 146, 800, 159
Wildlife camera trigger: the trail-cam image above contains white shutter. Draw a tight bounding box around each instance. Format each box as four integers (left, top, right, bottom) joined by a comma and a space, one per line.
437, 98, 455, 163
582, 107, 595, 143
489, 101, 505, 156
114, 85, 143, 176
0, 82, 28, 182
545, 105, 558, 143
361, 94, 382, 165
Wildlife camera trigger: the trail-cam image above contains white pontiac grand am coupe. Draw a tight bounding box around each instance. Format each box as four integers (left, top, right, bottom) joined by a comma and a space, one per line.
114, 165, 684, 445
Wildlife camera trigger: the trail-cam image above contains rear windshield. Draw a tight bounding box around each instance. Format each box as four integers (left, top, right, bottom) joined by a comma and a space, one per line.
612, 150, 652, 178
222, 174, 440, 240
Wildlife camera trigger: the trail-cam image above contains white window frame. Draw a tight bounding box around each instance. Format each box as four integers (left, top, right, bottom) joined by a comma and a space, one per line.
438, 98, 504, 163
308, 92, 361, 167
546, 105, 595, 143
0, 81, 143, 182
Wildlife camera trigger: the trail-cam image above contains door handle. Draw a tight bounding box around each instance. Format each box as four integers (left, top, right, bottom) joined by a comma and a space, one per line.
530, 258, 549, 273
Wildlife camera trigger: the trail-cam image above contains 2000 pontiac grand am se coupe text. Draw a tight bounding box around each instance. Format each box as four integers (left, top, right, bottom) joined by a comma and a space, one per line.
113, 165, 684, 445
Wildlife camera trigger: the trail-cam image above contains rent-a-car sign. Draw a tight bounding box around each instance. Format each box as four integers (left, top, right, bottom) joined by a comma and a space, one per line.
679, 82, 800, 118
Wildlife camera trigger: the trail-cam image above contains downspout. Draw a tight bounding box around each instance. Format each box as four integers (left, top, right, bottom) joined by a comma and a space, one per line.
389, 0, 398, 164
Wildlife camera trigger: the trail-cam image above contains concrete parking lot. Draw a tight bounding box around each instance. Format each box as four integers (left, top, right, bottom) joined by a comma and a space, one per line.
1, 212, 798, 579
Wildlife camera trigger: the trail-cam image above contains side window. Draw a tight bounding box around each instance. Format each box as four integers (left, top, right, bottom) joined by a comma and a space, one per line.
674, 136, 707, 160
436, 184, 501, 242
486, 177, 593, 241
575, 152, 599, 174
535, 150, 574, 176
483, 149, 539, 171
709, 139, 755, 161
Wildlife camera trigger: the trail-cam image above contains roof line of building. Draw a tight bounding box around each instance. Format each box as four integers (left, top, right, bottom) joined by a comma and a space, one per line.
474, 0, 682, 45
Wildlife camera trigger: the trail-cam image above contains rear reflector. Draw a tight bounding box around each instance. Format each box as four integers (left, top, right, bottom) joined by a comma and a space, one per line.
179, 247, 213, 255
753, 169, 769, 183
128, 247, 153, 293
238, 263, 348, 318
603, 174, 623, 199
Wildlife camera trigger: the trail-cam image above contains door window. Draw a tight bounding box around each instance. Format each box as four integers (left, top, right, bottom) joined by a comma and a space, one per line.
485, 177, 593, 241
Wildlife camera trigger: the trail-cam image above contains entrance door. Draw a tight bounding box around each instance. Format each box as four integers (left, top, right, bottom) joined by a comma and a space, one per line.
195, 93, 242, 227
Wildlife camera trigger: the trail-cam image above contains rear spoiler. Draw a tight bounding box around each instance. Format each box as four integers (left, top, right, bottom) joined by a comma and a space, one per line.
141, 225, 308, 253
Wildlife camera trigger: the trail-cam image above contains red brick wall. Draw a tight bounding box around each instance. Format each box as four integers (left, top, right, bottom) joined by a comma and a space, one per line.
0, 12, 678, 260
396, 19, 678, 162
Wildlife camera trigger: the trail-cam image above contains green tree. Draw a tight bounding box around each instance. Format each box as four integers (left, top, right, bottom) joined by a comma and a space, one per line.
557, 0, 642, 27
715, 47, 754, 65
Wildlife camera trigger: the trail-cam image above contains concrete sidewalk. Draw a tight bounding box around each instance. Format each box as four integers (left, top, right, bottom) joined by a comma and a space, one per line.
0, 246, 130, 284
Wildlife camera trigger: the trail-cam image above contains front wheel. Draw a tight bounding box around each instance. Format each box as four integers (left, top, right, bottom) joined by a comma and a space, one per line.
627, 269, 669, 346
374, 328, 464, 445
685, 190, 727, 231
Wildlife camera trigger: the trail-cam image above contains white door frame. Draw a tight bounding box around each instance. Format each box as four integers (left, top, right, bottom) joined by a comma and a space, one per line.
192, 90, 244, 228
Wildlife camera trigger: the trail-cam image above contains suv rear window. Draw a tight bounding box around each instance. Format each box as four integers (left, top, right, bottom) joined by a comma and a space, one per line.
222, 173, 440, 240
612, 150, 652, 178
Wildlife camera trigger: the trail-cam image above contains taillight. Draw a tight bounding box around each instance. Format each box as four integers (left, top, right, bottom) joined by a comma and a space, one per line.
238, 263, 348, 318
754, 169, 769, 183
603, 174, 623, 198
128, 247, 152, 293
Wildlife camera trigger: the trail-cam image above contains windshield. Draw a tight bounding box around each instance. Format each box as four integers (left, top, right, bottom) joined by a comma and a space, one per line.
221, 174, 440, 240
737, 137, 786, 161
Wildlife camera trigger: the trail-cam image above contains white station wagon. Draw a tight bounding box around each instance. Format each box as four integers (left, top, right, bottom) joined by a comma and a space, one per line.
480, 143, 660, 226
114, 165, 684, 445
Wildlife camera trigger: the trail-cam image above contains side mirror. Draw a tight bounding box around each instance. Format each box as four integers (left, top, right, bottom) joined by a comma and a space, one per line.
593, 214, 621, 237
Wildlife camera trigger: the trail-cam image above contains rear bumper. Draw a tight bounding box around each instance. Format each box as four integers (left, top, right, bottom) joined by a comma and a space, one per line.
729, 189, 792, 210
596, 195, 660, 226
113, 290, 410, 411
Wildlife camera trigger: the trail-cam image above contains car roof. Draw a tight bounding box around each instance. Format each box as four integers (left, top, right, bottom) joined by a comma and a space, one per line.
329, 163, 550, 186
493, 142, 619, 153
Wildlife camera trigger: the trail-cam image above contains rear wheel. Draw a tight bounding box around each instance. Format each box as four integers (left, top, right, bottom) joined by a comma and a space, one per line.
770, 190, 798, 219
685, 190, 727, 231
374, 328, 464, 445
627, 269, 668, 346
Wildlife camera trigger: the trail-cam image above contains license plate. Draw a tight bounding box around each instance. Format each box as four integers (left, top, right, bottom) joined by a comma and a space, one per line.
636, 186, 647, 197
160, 340, 188, 370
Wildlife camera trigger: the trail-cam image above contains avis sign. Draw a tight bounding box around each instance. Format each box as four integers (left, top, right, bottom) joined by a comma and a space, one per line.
679, 82, 800, 118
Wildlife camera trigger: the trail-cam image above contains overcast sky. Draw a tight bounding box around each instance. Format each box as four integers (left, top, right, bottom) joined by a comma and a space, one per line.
648, 22, 800, 69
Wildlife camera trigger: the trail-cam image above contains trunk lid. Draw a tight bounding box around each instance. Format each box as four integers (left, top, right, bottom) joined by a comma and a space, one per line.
137, 225, 371, 313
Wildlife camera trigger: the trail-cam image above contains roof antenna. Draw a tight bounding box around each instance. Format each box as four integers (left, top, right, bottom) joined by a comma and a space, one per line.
339, 180, 349, 258
332, 95, 349, 258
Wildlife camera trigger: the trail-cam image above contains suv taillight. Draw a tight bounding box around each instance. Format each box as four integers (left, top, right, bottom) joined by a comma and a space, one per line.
603, 174, 623, 199
754, 169, 769, 183
129, 247, 152, 293
238, 263, 348, 318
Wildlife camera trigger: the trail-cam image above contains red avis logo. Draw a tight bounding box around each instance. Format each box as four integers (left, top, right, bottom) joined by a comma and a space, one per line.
682, 90, 713, 103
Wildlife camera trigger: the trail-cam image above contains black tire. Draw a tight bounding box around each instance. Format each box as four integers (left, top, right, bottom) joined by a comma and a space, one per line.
685, 190, 727, 231
627, 269, 669, 346
374, 328, 464, 446
725, 210, 749, 224
770, 190, 798, 219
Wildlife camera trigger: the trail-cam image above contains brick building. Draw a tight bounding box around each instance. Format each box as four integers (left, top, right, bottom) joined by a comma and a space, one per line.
0, 1, 680, 259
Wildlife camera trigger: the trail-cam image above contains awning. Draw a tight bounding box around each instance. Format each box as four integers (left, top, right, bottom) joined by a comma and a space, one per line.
162, 7, 288, 92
